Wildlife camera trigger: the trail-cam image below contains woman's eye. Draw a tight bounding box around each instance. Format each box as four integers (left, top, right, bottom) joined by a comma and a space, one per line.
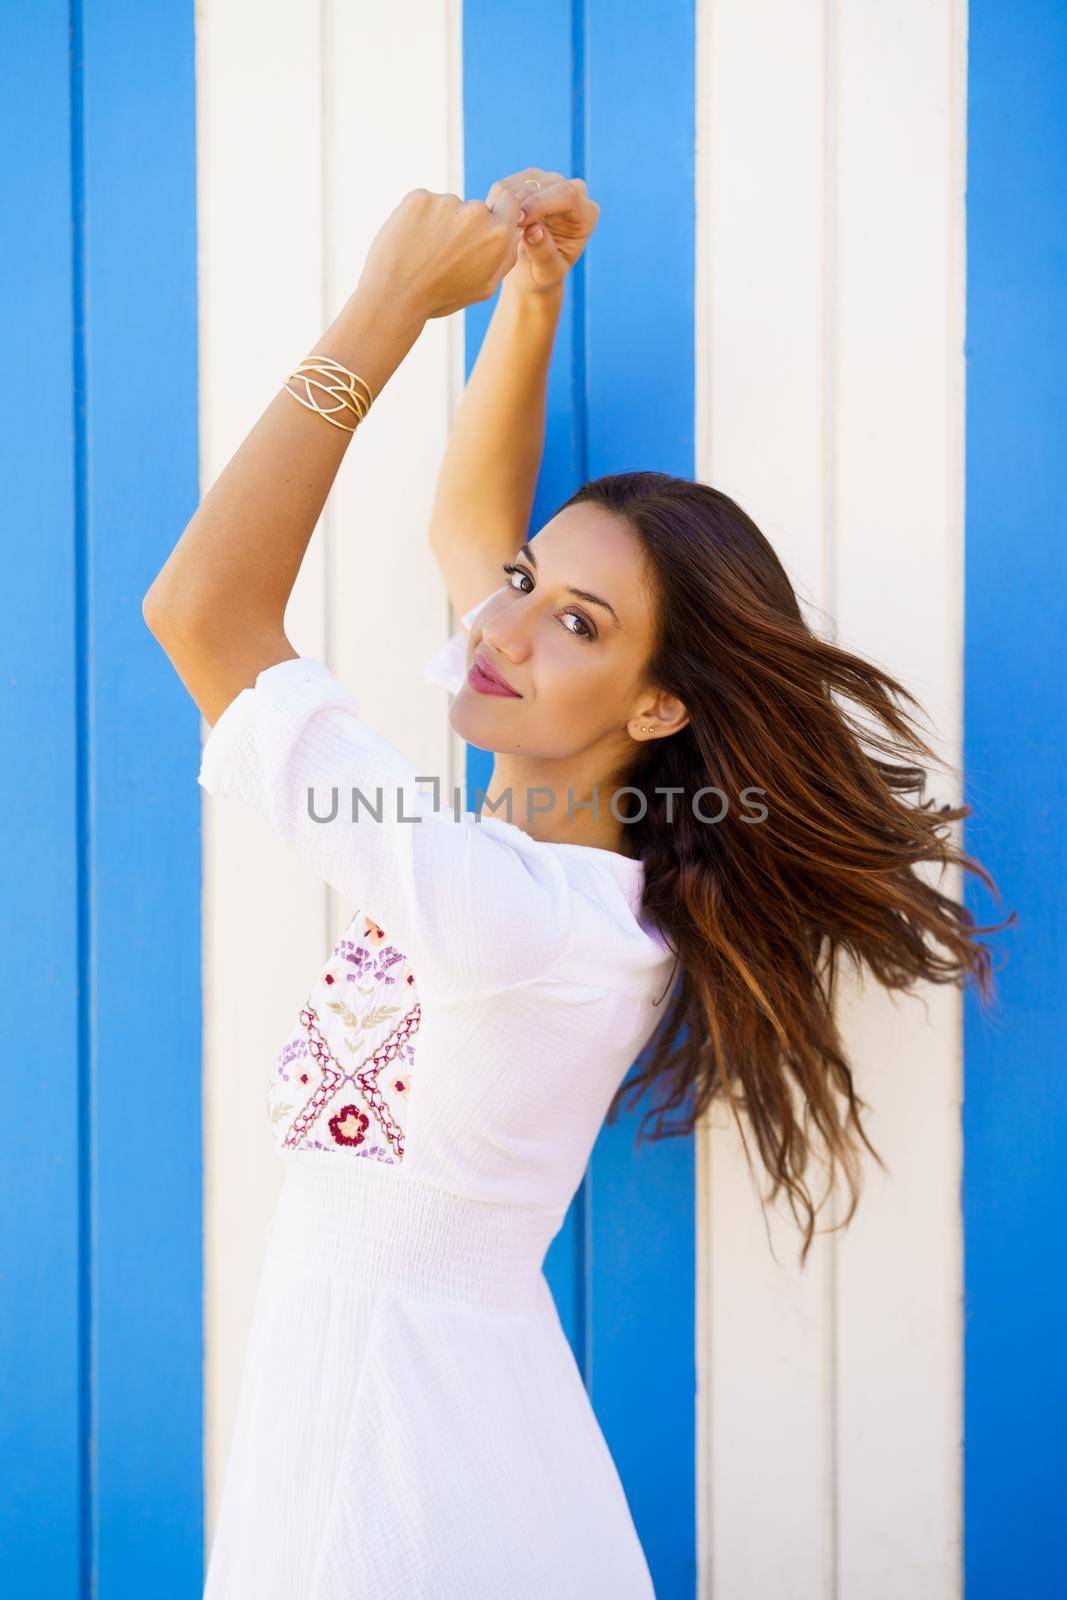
501, 561, 533, 594
561, 612, 595, 640
499, 561, 597, 642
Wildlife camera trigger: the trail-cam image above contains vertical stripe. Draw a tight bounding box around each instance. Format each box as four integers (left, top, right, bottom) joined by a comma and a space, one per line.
196, 0, 465, 1546
698, 6, 832, 1587
82, 1, 203, 1590
832, 2, 965, 1590
0, 4, 81, 1592
462, 0, 587, 1348
0, 2, 203, 1592
196, 0, 329, 1540
464, 4, 697, 1593
699, 1, 966, 1594
71, 1, 92, 1583
965, 3, 1067, 1593
582, 6, 698, 1597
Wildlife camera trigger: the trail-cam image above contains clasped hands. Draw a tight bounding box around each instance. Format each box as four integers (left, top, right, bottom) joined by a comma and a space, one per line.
357, 168, 600, 323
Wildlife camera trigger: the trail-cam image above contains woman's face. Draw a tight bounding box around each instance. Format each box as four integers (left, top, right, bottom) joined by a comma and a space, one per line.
449, 504, 687, 767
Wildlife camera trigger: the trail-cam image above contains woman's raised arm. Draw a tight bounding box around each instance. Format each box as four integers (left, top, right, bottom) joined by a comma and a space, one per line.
143, 187, 524, 727
428, 170, 600, 620
427, 275, 564, 620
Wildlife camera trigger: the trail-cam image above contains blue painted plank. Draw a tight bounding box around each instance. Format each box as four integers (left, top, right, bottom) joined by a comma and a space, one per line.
965, 3, 1067, 1595
0, 6, 83, 1595
1, 1, 203, 1591
77, 1, 204, 1592
464, 3, 697, 1593
582, 4, 697, 1595
462, 0, 588, 1349
462, 0, 580, 816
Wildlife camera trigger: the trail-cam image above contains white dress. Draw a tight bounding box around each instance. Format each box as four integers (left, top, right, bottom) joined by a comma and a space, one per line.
197, 596, 676, 1599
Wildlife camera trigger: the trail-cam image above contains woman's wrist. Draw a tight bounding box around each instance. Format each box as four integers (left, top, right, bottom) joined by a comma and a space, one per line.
352, 274, 431, 331
305, 282, 427, 409
500, 273, 566, 315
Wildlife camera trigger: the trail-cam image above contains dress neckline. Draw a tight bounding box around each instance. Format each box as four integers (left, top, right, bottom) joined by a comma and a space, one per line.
475, 815, 645, 902
540, 837, 642, 869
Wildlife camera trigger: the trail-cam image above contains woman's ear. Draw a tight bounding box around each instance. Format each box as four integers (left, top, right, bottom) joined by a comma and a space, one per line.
629, 693, 689, 741
656, 694, 690, 737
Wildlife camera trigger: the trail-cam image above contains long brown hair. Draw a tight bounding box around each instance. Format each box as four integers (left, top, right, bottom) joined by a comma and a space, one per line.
557, 470, 1014, 1268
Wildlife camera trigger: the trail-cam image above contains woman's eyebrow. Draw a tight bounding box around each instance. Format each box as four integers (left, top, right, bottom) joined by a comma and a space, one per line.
518, 542, 622, 628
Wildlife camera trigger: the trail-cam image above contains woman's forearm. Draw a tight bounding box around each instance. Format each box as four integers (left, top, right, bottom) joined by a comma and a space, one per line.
429, 276, 565, 565
143, 282, 427, 642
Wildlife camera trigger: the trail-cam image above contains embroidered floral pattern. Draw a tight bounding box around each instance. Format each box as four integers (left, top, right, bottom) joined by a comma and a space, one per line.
327, 1104, 371, 1146
283, 1003, 420, 1157
266, 910, 421, 1162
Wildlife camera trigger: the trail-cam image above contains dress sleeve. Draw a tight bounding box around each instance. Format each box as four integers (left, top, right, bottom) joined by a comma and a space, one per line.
197, 653, 575, 998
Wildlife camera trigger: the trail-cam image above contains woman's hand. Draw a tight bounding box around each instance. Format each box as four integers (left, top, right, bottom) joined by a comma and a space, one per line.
487, 169, 600, 297
357, 187, 525, 321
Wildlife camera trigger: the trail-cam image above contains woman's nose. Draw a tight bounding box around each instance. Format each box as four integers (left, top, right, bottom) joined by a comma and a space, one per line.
482, 605, 531, 660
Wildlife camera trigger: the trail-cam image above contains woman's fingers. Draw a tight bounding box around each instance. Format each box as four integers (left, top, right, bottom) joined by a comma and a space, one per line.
484, 187, 524, 230
514, 178, 589, 226
485, 167, 566, 210
479, 189, 525, 289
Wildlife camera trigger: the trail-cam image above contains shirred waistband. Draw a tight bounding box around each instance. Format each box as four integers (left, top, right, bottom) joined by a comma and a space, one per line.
265, 1150, 565, 1312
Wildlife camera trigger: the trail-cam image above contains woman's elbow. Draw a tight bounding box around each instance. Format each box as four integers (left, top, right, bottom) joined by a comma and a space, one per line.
142, 573, 218, 645
141, 581, 176, 640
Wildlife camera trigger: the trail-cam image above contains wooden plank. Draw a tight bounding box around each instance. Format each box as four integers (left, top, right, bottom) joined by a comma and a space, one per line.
583, 3, 698, 1594
82, 2, 204, 1587
195, 0, 329, 1548
698, 3, 832, 1594
199, 0, 473, 1550
0, 5, 82, 1593
463, 4, 699, 1590
462, 0, 586, 1344
964, 1, 1067, 1592
0, 0, 205, 1589
699, 3, 966, 1595
326, 0, 461, 913
833, 2, 965, 1596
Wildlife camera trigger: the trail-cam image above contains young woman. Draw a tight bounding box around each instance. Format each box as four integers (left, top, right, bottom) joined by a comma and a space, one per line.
145, 171, 1008, 1599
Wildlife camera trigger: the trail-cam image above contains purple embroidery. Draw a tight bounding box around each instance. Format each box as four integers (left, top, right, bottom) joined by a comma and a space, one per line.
275, 1037, 309, 1085
268, 910, 420, 1162
337, 937, 407, 987
282, 1003, 420, 1158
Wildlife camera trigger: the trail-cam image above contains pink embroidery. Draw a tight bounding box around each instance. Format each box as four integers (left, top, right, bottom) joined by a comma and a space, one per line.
268, 910, 420, 1160
282, 1002, 421, 1159
328, 1104, 370, 1146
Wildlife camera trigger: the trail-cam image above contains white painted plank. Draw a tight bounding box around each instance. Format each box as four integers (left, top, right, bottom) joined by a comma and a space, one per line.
832, 1, 965, 1595
697, 2, 833, 1595
195, 0, 329, 1546
324, 0, 464, 948
197, 0, 467, 1551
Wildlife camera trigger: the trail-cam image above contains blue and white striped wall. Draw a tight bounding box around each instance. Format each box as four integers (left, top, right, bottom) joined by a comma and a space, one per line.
3, 2, 1063, 1596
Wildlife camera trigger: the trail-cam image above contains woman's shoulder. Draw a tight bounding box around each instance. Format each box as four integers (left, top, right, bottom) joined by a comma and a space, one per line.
474, 818, 676, 1000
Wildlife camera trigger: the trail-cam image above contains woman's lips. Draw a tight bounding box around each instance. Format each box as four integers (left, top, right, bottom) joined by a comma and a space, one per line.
467, 652, 522, 697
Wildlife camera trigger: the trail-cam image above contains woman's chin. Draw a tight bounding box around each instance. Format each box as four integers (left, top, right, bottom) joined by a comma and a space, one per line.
448, 686, 517, 745
447, 692, 481, 744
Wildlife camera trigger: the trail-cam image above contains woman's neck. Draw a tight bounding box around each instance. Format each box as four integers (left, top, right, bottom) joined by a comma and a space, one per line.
476, 750, 638, 856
